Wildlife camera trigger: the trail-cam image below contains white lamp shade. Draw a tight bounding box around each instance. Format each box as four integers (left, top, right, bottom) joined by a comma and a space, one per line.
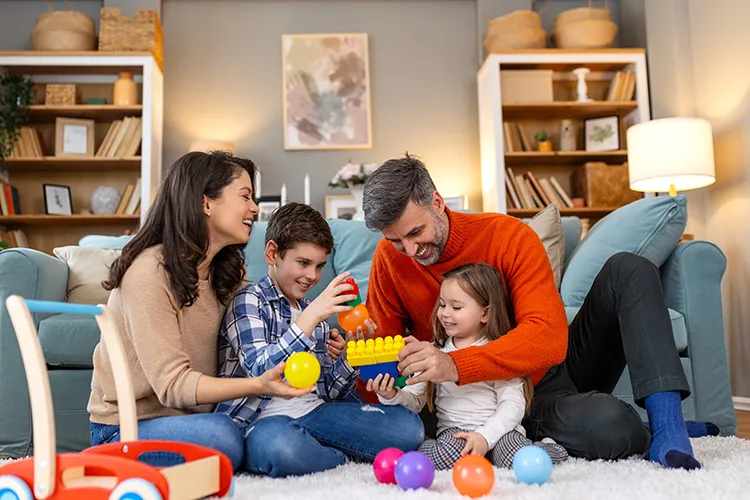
627, 117, 716, 192
189, 140, 235, 154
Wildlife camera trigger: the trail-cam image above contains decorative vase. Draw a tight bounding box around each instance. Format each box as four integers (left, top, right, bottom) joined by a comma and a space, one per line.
349, 185, 365, 221
113, 72, 137, 105
90, 186, 120, 214
560, 119, 577, 151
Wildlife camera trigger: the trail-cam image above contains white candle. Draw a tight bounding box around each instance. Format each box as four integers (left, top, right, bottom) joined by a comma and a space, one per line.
304, 174, 310, 205
280, 183, 287, 205
254, 170, 262, 199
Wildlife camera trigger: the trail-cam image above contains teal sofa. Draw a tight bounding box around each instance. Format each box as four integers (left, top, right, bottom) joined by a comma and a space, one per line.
0, 200, 737, 457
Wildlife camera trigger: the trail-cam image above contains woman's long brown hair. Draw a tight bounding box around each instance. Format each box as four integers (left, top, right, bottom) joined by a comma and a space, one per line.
104, 151, 255, 308
425, 263, 533, 411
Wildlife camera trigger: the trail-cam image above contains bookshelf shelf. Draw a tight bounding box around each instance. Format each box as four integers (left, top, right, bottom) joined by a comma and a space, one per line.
26, 105, 142, 121
501, 101, 638, 120
504, 150, 628, 166
0, 215, 140, 226
0, 51, 155, 75
508, 207, 617, 218
4, 157, 142, 171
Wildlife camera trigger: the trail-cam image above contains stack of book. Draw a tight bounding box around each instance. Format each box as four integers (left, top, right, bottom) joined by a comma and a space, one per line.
6, 126, 44, 158
0, 229, 28, 248
96, 116, 142, 157
0, 182, 21, 215
505, 168, 574, 210
503, 122, 533, 152
115, 178, 142, 215
606, 71, 636, 101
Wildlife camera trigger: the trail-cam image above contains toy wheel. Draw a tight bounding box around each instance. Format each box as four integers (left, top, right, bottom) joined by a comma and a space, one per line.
0, 475, 33, 500
109, 478, 163, 500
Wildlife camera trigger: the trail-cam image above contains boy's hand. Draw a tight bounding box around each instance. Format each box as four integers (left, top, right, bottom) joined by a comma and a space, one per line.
454, 431, 489, 457
297, 272, 357, 334
327, 329, 346, 361
366, 373, 398, 400
345, 318, 377, 342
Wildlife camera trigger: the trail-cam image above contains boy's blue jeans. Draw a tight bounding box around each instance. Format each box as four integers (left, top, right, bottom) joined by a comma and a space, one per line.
244, 402, 424, 478
90, 413, 245, 470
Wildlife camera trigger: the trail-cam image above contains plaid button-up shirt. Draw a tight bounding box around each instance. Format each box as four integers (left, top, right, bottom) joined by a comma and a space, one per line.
215, 274, 358, 426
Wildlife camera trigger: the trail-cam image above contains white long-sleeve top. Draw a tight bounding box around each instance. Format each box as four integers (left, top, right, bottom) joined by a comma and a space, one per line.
378, 336, 526, 449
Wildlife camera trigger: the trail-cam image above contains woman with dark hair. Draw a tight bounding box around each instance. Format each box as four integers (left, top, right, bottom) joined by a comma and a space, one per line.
88, 151, 312, 470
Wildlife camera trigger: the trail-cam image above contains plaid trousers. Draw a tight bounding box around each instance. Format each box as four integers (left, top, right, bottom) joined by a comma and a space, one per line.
418, 427, 569, 470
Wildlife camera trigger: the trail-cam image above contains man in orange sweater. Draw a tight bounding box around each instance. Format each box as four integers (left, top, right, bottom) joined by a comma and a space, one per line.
360, 154, 715, 470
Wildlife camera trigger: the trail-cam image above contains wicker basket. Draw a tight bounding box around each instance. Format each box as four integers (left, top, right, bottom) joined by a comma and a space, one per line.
553, 19, 618, 49
31, 9, 97, 51
98, 8, 164, 71
483, 0, 549, 52
45, 84, 77, 105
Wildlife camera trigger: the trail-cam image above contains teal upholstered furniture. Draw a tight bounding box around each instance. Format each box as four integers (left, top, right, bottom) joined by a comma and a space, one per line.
0, 197, 736, 457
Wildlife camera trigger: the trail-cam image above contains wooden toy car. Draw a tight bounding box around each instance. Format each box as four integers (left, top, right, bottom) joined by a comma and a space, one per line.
0, 296, 234, 500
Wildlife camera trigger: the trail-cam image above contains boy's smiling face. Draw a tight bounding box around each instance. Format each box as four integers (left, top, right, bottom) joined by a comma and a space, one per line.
266, 241, 329, 304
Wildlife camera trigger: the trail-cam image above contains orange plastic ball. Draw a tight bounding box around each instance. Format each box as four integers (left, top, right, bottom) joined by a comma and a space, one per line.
338, 303, 370, 334
453, 455, 495, 498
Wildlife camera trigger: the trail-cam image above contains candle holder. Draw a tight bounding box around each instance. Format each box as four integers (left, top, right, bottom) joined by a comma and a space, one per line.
573, 67, 593, 102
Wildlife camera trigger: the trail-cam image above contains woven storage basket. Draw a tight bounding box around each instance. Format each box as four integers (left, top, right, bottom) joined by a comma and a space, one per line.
99, 8, 164, 71
554, 3, 611, 26
45, 84, 77, 105
553, 18, 618, 49
31, 8, 96, 51
483, 0, 549, 52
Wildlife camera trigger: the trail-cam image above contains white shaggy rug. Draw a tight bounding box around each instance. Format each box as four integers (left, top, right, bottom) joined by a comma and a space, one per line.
223, 437, 750, 500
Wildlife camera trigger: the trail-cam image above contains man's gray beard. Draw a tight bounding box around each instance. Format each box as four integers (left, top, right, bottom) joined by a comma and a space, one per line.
415, 211, 448, 265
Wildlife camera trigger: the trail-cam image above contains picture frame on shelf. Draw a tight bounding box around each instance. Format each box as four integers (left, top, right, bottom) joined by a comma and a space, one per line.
583, 115, 620, 152
55, 117, 95, 157
257, 195, 282, 222
282, 33, 372, 150
43, 184, 73, 216
443, 195, 467, 211
325, 194, 357, 220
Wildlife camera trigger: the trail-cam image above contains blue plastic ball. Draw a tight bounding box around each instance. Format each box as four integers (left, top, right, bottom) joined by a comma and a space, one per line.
512, 445, 553, 485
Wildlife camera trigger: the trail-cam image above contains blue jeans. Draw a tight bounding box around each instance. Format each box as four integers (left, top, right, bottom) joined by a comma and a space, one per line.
244, 402, 424, 478
90, 413, 244, 470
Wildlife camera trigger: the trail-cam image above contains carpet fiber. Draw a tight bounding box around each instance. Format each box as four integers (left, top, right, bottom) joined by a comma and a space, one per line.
225, 437, 749, 499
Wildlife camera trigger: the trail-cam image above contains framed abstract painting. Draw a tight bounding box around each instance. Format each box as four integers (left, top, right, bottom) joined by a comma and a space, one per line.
282, 33, 372, 150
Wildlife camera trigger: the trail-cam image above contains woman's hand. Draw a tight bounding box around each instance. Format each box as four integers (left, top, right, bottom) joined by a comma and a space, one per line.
256, 362, 315, 399
367, 373, 398, 400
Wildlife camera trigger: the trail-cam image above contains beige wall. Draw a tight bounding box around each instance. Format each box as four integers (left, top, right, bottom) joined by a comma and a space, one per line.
646, 0, 750, 398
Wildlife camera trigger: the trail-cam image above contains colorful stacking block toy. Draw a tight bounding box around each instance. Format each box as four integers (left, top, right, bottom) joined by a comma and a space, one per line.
347, 336, 408, 388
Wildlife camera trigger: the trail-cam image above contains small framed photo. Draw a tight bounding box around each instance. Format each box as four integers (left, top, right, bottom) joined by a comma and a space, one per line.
257, 195, 281, 222
584, 116, 620, 152
443, 195, 467, 211
43, 184, 73, 215
325, 195, 358, 219
55, 117, 95, 157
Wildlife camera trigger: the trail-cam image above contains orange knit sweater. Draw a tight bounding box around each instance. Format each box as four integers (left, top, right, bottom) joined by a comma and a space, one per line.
366, 209, 568, 387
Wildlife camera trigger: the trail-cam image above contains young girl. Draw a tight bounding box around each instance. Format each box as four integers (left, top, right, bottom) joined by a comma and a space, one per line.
370, 262, 569, 470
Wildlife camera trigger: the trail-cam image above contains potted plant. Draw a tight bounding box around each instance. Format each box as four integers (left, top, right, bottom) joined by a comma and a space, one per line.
535, 131, 553, 152
328, 162, 379, 221
0, 73, 35, 163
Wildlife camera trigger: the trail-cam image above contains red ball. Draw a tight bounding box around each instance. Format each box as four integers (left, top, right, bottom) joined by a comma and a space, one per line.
453, 455, 495, 498
373, 448, 404, 484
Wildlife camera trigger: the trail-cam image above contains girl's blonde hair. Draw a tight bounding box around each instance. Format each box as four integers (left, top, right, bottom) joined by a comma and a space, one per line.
425, 263, 533, 411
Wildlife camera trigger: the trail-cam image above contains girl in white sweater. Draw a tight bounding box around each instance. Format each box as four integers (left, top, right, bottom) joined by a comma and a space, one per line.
370, 263, 568, 469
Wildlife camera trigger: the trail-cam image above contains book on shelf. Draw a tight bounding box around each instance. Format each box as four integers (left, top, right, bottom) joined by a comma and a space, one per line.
0, 229, 28, 248
6, 126, 44, 158
606, 71, 636, 102
0, 182, 21, 216
96, 116, 142, 157
116, 178, 142, 215
505, 169, 575, 210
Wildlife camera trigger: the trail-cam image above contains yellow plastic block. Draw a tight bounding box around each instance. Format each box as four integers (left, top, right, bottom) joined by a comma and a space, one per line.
346, 336, 406, 366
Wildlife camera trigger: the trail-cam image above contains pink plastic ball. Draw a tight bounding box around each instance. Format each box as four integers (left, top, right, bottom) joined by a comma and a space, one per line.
373, 448, 404, 484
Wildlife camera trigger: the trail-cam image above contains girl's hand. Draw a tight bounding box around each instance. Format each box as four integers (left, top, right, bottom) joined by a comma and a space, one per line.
366, 373, 398, 400
454, 431, 489, 457
256, 362, 315, 399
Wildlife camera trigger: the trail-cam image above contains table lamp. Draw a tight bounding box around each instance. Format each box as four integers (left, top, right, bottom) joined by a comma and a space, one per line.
627, 117, 715, 196
189, 140, 235, 154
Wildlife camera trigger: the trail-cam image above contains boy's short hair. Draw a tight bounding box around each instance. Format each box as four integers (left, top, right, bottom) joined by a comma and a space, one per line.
265, 202, 334, 256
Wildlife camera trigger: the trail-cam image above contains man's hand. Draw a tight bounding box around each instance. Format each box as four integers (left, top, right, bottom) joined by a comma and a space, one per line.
454, 431, 489, 457
397, 336, 459, 385
327, 329, 346, 361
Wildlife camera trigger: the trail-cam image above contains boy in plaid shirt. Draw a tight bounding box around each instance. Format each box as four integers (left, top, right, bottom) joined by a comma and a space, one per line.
217, 203, 424, 478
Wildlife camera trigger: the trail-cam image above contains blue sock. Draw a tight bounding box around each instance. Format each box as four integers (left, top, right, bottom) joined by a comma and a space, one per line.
644, 391, 701, 470
645, 420, 720, 438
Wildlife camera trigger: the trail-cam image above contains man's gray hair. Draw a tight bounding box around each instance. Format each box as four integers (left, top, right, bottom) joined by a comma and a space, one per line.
363, 153, 436, 231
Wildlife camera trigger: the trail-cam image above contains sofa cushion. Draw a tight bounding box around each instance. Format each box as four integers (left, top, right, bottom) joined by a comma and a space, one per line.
526, 204, 565, 289
561, 195, 687, 308
78, 234, 133, 249
329, 219, 384, 301
53, 246, 121, 305
38, 314, 100, 367
564, 306, 688, 355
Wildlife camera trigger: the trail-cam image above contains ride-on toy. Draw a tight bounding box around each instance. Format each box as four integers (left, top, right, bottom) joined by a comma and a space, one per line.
0, 296, 234, 499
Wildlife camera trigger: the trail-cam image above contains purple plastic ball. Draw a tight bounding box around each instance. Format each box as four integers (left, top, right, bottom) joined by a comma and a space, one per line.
394, 451, 435, 490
